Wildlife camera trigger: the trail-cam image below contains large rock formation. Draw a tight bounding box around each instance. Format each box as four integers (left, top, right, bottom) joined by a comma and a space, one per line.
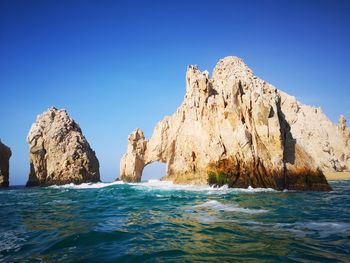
120, 56, 350, 191
0, 141, 11, 187
27, 107, 100, 186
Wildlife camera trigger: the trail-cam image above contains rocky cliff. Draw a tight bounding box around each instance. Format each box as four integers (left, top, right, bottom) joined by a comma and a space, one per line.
0, 141, 11, 187
27, 107, 100, 186
120, 56, 350, 191
280, 96, 350, 172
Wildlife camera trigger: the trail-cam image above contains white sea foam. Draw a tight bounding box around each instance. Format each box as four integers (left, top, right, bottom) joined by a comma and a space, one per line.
194, 200, 268, 214
48, 181, 124, 189
231, 185, 277, 193
48, 179, 278, 193
130, 179, 277, 193
130, 180, 223, 192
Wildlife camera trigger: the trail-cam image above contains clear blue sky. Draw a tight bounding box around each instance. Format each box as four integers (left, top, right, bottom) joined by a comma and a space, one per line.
1, 0, 349, 185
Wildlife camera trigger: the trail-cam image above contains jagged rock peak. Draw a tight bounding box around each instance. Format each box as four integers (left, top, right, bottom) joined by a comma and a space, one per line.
213, 56, 254, 80
129, 128, 145, 141
0, 140, 11, 187
26, 107, 100, 186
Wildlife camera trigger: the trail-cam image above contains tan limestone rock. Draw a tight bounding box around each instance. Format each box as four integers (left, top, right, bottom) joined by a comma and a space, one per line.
27, 107, 100, 186
280, 95, 350, 172
119, 56, 337, 191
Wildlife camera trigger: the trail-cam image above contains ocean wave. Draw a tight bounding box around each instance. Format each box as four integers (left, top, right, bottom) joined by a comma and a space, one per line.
48, 181, 124, 189
230, 185, 277, 193
130, 180, 230, 193
193, 200, 268, 214
129, 179, 277, 193
47, 179, 279, 193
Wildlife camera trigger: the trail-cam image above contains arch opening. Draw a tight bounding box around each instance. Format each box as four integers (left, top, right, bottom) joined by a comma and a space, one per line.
141, 161, 167, 182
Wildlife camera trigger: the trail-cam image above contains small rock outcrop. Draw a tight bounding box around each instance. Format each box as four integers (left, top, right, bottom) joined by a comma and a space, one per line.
339, 115, 347, 131
0, 141, 11, 187
27, 107, 100, 186
119, 56, 346, 191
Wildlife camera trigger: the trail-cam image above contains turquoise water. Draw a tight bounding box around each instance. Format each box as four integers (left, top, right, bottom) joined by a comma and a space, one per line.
0, 180, 349, 262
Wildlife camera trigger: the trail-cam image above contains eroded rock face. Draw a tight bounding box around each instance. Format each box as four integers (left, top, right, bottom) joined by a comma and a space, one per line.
0, 141, 11, 187
119, 56, 342, 191
280, 97, 350, 173
27, 107, 100, 186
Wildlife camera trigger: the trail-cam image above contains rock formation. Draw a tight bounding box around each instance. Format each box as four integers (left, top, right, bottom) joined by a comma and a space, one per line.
27, 107, 100, 186
280, 97, 350, 173
119, 56, 350, 191
0, 141, 11, 187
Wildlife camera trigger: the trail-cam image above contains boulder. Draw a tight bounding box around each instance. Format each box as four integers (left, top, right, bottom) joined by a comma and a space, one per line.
119, 56, 339, 191
0, 141, 11, 187
27, 107, 100, 186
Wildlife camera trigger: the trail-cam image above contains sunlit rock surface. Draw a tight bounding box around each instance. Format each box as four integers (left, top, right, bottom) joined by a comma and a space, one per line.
120, 56, 349, 191
27, 107, 100, 186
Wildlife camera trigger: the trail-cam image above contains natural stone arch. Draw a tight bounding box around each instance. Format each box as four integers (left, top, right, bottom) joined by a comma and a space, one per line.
119, 127, 172, 182
119, 56, 338, 191
141, 161, 167, 181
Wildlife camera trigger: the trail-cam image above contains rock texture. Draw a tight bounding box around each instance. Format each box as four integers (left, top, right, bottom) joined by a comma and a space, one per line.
0, 141, 11, 187
119, 56, 350, 191
27, 107, 100, 186
280, 97, 350, 173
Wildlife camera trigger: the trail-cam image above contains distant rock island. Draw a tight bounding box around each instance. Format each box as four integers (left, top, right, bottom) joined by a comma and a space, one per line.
0, 141, 11, 187
120, 56, 349, 191
26, 107, 100, 186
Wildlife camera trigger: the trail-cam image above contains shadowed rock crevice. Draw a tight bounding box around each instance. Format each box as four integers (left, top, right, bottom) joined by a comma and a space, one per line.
276, 99, 296, 189
119, 56, 346, 191
27, 107, 100, 186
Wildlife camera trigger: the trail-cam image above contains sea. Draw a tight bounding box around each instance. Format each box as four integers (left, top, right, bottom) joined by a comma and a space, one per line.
0, 180, 349, 262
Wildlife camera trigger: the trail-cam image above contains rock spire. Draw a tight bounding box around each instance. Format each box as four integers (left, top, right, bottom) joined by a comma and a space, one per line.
27, 107, 100, 186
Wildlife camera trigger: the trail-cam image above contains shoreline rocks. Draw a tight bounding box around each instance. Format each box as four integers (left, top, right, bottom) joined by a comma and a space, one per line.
27, 107, 100, 186
0, 141, 11, 187
119, 56, 342, 191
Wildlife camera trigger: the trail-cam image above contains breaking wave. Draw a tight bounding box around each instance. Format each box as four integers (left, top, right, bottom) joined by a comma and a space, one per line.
48, 181, 124, 189
47, 179, 277, 193
130, 179, 277, 193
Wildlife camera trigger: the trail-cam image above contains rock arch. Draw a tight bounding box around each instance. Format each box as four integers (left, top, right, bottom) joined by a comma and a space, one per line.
119, 125, 172, 182
141, 161, 167, 181
119, 56, 343, 191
